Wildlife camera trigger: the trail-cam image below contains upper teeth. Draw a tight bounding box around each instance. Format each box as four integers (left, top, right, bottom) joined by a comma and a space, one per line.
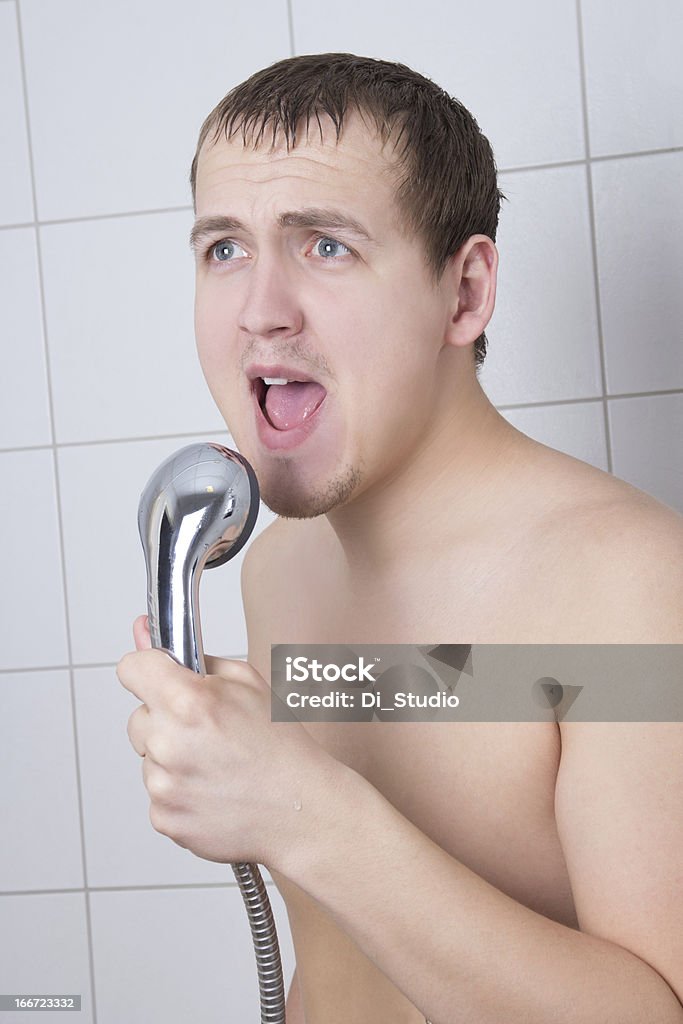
263, 377, 291, 385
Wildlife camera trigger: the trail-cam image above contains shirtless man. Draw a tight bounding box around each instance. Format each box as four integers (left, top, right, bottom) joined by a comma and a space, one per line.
118, 54, 683, 1022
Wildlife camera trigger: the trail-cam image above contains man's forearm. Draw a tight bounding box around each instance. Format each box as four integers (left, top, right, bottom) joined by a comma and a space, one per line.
278, 760, 683, 1024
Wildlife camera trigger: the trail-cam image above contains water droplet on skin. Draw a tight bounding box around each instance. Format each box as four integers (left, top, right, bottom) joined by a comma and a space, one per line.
293, 799, 302, 812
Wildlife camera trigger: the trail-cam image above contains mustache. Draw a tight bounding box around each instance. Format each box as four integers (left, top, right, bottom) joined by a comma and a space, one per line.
240, 341, 334, 381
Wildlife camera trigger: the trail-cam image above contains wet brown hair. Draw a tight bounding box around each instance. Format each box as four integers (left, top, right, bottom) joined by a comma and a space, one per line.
189, 53, 507, 371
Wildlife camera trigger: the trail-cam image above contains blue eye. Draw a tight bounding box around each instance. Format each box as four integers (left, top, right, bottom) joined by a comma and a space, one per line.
210, 239, 245, 262
314, 237, 351, 258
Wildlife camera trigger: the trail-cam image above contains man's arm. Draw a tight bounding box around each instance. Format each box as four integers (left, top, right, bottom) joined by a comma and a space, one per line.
285, 967, 304, 1024
277, 741, 682, 1024
268, 516, 683, 1024
554, 721, 682, 1009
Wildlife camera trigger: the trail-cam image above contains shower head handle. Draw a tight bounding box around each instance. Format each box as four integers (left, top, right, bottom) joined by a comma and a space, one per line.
137, 442, 260, 674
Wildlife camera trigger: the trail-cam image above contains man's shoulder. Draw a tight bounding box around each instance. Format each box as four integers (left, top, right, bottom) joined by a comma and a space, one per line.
553, 465, 682, 558
536, 470, 683, 643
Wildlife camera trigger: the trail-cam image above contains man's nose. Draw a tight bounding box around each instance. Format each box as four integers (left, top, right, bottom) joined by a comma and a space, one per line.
237, 255, 304, 339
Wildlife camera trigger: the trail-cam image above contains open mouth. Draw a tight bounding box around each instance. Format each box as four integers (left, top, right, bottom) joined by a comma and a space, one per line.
253, 377, 327, 431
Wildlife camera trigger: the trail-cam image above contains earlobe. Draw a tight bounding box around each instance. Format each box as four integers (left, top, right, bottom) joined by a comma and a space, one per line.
446, 235, 498, 347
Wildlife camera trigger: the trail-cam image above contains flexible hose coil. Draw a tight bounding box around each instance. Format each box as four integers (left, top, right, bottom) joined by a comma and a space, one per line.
231, 862, 285, 1022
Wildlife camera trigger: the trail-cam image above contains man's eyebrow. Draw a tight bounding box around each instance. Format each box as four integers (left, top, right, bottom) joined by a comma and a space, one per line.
189, 208, 376, 252
278, 209, 374, 240
189, 216, 244, 252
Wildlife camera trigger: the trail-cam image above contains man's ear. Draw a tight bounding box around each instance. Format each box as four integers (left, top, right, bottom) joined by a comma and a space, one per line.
442, 235, 498, 349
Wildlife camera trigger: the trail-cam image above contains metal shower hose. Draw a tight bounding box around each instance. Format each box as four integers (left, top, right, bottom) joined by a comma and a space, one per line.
230, 862, 285, 1022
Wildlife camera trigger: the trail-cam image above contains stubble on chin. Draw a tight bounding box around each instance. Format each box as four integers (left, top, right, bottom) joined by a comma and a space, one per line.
258, 461, 362, 519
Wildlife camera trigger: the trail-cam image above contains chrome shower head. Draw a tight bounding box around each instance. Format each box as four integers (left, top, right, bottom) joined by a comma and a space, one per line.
137, 442, 260, 674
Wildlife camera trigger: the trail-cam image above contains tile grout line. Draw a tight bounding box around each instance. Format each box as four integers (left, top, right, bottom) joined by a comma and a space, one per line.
499, 145, 683, 172
1, 880, 280, 898
0, 203, 192, 232
13, 4, 99, 1020
0, 428, 233, 454
0, 657, 248, 676
575, 0, 613, 474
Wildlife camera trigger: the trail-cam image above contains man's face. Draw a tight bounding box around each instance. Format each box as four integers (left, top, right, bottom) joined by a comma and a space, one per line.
192, 110, 451, 519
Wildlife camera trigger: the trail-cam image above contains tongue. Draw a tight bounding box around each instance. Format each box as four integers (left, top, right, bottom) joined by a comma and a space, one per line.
264, 381, 326, 430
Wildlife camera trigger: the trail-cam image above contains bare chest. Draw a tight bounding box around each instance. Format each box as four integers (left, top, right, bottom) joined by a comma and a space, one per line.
260, 546, 579, 929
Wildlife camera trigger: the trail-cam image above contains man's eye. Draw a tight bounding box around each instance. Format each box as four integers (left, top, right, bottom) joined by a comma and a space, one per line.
209, 239, 246, 262
312, 236, 352, 258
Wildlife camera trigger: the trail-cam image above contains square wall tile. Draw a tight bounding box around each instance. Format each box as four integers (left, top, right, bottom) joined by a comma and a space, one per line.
0, 4, 33, 225
0, 893, 93, 1023
0, 227, 51, 449
40, 210, 225, 444
75, 666, 234, 888
480, 164, 602, 405
292, 0, 585, 169
591, 151, 683, 395
0, 669, 83, 892
581, 0, 683, 157
20, 0, 291, 220
609, 393, 683, 514
0, 449, 69, 670
90, 886, 295, 1024
57, 435, 277, 666
499, 400, 609, 471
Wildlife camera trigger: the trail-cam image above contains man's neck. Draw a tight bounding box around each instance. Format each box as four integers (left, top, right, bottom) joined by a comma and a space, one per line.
324, 352, 533, 580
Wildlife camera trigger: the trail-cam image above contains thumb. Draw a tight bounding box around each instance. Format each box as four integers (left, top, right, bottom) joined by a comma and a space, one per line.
133, 614, 152, 651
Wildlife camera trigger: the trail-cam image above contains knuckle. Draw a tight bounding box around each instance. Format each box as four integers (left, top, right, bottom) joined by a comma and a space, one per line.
170, 688, 200, 723
116, 651, 133, 677
145, 734, 173, 765
147, 770, 173, 802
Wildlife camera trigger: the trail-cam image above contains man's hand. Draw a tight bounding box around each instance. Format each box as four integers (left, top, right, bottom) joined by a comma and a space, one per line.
116, 615, 334, 867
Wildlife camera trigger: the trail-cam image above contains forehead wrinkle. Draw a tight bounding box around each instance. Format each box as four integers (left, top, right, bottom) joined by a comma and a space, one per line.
200, 152, 379, 191
198, 118, 397, 188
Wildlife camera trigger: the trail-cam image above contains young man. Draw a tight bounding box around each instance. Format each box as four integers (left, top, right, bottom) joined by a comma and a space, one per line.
118, 54, 683, 1023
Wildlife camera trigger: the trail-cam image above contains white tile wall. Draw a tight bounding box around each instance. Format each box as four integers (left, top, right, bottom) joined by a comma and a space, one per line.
481, 163, 603, 405
89, 886, 295, 1024
0, 4, 33, 225
609, 392, 683, 512
0, 227, 51, 447
0, 670, 83, 892
501, 400, 609, 471
2, 0, 681, 1018
581, 0, 683, 156
19, 0, 291, 219
292, 0, 587, 170
591, 151, 683, 395
40, 211, 224, 444
0, 894, 93, 1023
0, 449, 69, 669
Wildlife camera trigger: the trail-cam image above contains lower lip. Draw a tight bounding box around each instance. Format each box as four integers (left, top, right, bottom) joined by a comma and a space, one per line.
252, 385, 328, 451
